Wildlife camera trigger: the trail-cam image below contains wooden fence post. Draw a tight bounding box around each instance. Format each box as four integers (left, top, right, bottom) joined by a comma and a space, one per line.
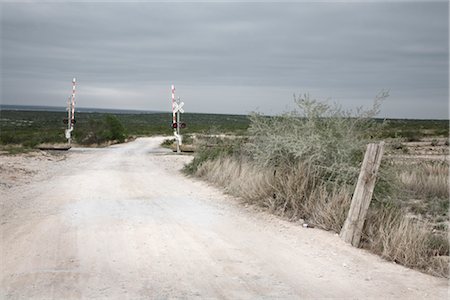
340, 142, 385, 247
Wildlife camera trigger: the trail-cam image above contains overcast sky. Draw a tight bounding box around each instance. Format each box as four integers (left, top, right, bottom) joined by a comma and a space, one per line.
1, 1, 448, 119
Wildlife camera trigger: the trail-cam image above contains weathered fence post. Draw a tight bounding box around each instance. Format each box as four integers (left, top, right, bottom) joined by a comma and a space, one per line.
340, 142, 385, 247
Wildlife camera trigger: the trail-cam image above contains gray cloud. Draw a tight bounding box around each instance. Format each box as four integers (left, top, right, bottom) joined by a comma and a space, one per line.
1, 1, 448, 118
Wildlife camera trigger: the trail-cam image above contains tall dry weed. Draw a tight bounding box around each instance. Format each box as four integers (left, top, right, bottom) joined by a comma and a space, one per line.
399, 161, 449, 199
305, 184, 352, 232
196, 157, 274, 203
196, 157, 353, 232
363, 206, 449, 277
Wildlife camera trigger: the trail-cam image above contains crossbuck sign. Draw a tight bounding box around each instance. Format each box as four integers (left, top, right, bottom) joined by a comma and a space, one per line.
171, 84, 185, 153
173, 101, 184, 114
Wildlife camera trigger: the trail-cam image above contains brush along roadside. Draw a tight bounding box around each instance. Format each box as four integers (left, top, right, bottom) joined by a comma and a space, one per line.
183, 93, 449, 278
187, 151, 449, 278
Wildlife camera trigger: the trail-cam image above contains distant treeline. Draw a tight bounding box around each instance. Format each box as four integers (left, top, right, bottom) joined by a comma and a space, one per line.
0, 109, 448, 148
0, 110, 250, 147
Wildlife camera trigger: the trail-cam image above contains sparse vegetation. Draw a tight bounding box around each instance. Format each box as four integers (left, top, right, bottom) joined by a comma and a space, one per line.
75, 115, 127, 145
399, 161, 448, 201
185, 93, 449, 278
1, 103, 448, 276
363, 208, 448, 277
0, 110, 250, 150
161, 138, 176, 148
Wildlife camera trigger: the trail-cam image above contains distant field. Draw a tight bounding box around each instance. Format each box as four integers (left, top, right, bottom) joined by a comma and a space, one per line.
379, 118, 449, 141
0, 110, 250, 148
0, 109, 448, 150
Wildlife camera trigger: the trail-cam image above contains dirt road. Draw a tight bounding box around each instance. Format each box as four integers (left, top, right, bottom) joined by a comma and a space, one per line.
1, 137, 447, 299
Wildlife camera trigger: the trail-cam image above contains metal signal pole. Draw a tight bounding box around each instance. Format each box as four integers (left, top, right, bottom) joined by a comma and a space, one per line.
171, 84, 180, 153
66, 96, 71, 143
176, 96, 181, 153
71, 77, 76, 131
171, 84, 185, 154
65, 78, 76, 144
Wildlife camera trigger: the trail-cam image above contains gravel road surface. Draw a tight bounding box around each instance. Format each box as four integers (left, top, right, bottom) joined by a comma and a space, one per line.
1, 137, 447, 299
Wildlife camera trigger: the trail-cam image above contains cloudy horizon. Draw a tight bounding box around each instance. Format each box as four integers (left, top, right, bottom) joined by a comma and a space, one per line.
1, 1, 448, 119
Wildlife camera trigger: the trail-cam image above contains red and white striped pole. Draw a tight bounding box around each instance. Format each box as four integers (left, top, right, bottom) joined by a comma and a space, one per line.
171, 84, 181, 153
71, 78, 76, 130
171, 84, 176, 126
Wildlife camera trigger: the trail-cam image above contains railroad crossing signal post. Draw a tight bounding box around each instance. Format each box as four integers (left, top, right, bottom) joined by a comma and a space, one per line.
64, 78, 76, 145
171, 85, 185, 153
176, 97, 182, 152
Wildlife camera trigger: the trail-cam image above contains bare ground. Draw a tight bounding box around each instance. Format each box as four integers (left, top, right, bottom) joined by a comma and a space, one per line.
0, 137, 448, 299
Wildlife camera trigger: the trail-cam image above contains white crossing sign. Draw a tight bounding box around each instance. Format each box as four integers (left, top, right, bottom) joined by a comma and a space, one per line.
170, 85, 186, 153
173, 101, 184, 114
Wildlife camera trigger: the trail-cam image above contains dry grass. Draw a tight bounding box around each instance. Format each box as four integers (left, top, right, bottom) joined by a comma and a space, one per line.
196, 157, 352, 232
187, 96, 448, 278
195, 155, 449, 278
399, 161, 448, 199
197, 157, 274, 203
363, 207, 449, 277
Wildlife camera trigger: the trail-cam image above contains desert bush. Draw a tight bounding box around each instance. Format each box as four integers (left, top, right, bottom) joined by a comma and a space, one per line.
104, 115, 126, 142
245, 92, 388, 184
75, 115, 127, 145
403, 131, 422, 142
188, 92, 389, 227
161, 138, 175, 148
186, 92, 449, 278
22, 137, 40, 148
389, 140, 409, 154
0, 132, 18, 144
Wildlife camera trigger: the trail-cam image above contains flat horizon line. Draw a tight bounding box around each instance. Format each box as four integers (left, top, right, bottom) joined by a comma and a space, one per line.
0, 104, 448, 121
0, 104, 251, 116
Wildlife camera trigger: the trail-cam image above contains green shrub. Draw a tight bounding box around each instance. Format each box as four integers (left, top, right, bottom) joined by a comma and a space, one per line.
0, 132, 18, 144
75, 114, 127, 145
161, 138, 175, 148
427, 234, 449, 256
104, 115, 126, 142
22, 137, 40, 148
390, 140, 409, 153
245, 91, 389, 184
403, 131, 421, 142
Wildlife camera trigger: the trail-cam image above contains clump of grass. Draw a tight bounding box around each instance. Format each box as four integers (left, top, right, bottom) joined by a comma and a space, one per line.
195, 156, 352, 232
196, 157, 274, 203
403, 131, 422, 142
363, 206, 449, 277
161, 138, 175, 148
398, 161, 448, 200
389, 140, 409, 154
183, 134, 244, 175
0, 145, 36, 155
